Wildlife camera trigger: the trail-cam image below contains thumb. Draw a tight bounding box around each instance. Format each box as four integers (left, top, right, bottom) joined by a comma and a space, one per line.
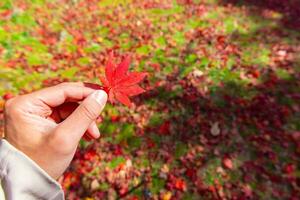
55, 90, 107, 143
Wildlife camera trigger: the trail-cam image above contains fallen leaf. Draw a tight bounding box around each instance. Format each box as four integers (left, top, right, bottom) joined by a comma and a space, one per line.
210, 122, 220, 136
161, 191, 172, 200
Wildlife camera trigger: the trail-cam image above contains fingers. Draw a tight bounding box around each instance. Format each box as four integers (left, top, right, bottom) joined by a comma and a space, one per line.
55, 90, 107, 144
30, 82, 95, 107
56, 102, 100, 139
87, 122, 100, 138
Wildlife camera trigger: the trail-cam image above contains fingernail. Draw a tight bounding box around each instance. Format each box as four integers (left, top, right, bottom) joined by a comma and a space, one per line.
90, 90, 107, 108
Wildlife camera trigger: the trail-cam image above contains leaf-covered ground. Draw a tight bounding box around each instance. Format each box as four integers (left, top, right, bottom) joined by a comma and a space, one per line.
0, 0, 300, 199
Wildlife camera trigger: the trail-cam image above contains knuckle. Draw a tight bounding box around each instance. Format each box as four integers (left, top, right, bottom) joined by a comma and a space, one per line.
4, 97, 17, 115
58, 82, 82, 87
81, 103, 98, 120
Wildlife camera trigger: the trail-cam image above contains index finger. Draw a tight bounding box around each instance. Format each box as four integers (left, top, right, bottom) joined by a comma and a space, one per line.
30, 82, 96, 107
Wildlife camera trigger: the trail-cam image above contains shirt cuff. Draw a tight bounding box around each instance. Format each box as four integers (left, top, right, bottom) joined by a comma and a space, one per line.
0, 139, 64, 200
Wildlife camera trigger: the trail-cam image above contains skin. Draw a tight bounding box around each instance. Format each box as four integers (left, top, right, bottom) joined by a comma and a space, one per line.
3, 82, 107, 179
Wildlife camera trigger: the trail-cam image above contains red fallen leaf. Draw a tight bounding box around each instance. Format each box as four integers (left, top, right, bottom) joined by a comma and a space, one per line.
158, 121, 171, 135
100, 52, 147, 107
174, 178, 187, 191
150, 63, 160, 70
283, 163, 295, 174
115, 163, 126, 172
0, 9, 12, 18
110, 115, 120, 122
146, 138, 156, 148
84, 149, 97, 161
242, 184, 253, 197
208, 185, 216, 192
185, 168, 197, 180
251, 70, 260, 78
113, 145, 123, 156
217, 35, 226, 45
129, 196, 139, 200
118, 186, 128, 197
222, 157, 233, 169
62, 172, 80, 189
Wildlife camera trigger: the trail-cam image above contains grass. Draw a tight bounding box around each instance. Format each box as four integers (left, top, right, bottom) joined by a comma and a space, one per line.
0, 0, 299, 199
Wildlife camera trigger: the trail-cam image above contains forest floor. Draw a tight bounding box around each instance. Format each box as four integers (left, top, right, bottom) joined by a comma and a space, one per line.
0, 0, 300, 199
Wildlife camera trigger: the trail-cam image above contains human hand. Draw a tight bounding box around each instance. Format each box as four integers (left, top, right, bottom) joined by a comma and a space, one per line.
3, 82, 107, 179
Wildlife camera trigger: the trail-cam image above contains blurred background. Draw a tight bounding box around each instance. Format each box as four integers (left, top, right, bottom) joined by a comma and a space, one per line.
0, 0, 300, 199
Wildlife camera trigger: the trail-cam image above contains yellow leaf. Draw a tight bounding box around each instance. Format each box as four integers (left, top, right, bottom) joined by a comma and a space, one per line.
161, 191, 172, 200
97, 37, 103, 43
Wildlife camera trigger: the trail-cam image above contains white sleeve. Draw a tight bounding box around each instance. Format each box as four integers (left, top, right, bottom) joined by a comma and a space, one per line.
0, 139, 64, 200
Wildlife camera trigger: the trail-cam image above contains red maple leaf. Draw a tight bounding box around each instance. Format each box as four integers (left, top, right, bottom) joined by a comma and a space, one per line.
100, 53, 147, 107
174, 178, 187, 191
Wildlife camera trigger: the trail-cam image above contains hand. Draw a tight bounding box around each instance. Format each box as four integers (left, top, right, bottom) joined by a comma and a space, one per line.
3, 82, 107, 179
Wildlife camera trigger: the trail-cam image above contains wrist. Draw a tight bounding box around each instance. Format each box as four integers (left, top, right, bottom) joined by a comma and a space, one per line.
0, 139, 64, 199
